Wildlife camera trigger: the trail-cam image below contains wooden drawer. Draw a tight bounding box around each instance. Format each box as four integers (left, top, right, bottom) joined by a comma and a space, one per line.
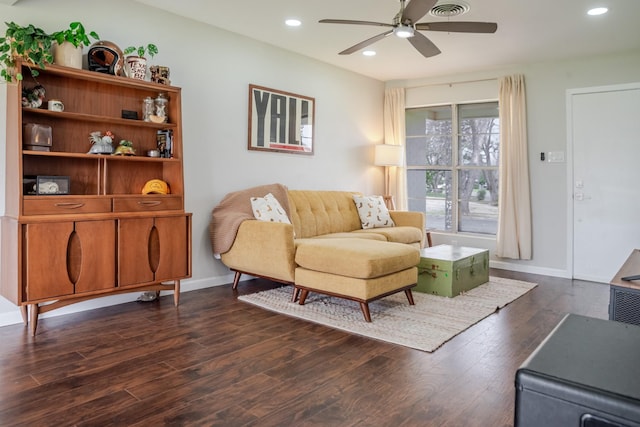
23, 197, 112, 215
112, 195, 183, 212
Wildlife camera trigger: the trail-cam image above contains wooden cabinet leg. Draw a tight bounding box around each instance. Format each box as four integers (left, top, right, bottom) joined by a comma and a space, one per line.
20, 305, 28, 325
173, 280, 180, 306
29, 304, 39, 336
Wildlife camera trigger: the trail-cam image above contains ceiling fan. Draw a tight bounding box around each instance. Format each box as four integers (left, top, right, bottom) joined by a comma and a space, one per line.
319, 0, 497, 58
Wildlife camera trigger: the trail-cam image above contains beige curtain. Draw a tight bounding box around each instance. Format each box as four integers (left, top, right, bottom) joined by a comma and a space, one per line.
383, 88, 408, 210
496, 75, 532, 259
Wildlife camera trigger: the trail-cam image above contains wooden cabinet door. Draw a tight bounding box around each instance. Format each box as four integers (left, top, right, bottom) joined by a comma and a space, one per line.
118, 217, 155, 286
118, 215, 191, 286
23, 220, 116, 300
23, 222, 75, 301
154, 215, 190, 282
72, 220, 116, 294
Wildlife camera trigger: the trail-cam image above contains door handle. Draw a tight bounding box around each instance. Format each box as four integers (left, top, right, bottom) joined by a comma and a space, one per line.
575, 193, 592, 201
138, 201, 162, 207
54, 203, 85, 209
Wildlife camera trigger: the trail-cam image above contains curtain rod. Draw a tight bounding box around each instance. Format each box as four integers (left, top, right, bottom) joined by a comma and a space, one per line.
402, 77, 497, 90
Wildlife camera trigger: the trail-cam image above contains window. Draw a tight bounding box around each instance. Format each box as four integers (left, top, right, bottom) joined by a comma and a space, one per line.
405, 102, 500, 235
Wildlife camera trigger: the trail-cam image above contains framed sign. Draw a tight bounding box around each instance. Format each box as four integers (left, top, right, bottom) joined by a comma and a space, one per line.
248, 84, 314, 155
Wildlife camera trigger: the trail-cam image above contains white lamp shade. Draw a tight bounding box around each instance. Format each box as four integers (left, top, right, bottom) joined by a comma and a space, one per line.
374, 144, 404, 167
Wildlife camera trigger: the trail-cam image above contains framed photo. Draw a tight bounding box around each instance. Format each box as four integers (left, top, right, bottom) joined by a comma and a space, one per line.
248, 84, 314, 155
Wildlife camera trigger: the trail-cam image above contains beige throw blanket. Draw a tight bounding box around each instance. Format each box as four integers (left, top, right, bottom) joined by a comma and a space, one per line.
210, 183, 290, 256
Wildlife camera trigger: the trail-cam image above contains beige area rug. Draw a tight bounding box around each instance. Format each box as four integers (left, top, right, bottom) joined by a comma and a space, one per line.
238, 276, 537, 352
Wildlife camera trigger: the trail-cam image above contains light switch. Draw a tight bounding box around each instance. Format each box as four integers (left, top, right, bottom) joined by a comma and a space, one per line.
547, 151, 565, 163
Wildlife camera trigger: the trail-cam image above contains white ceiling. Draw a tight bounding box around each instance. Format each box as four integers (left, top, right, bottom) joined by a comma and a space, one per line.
135, 0, 640, 82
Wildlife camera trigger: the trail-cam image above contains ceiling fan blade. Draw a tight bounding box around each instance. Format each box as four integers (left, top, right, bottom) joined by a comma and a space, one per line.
401, 0, 438, 24
339, 30, 394, 55
319, 19, 392, 28
408, 31, 441, 58
415, 21, 498, 33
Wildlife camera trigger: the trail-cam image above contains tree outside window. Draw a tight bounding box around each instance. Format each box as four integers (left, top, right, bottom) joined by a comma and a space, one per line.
406, 102, 499, 234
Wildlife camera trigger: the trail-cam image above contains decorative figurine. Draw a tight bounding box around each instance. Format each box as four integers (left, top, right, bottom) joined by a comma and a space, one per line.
112, 139, 136, 156
149, 65, 170, 85
21, 85, 46, 108
87, 130, 114, 154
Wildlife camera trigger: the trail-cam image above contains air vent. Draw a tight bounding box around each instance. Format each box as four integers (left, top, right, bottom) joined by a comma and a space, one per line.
428, 1, 470, 18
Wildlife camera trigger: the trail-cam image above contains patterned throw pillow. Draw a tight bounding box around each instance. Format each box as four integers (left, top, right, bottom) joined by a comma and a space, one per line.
251, 193, 291, 224
352, 195, 395, 229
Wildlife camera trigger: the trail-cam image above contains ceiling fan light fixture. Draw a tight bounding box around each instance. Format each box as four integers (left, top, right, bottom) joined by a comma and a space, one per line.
394, 25, 415, 38
285, 18, 302, 27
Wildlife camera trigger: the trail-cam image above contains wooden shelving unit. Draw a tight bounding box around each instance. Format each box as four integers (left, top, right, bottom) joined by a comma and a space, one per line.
1, 62, 192, 335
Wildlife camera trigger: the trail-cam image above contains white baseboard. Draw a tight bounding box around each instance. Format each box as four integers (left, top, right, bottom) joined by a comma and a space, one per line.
0, 273, 236, 328
0, 310, 24, 328
490, 260, 572, 279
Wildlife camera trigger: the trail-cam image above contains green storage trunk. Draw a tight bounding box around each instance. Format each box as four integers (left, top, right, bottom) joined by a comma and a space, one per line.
416, 245, 489, 297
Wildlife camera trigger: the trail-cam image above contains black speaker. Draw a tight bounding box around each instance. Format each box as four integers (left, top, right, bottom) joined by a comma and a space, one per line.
610, 286, 640, 325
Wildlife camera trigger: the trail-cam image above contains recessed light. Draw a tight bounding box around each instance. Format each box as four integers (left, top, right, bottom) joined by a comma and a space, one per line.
285, 19, 301, 27
587, 7, 608, 16
363, 50, 376, 56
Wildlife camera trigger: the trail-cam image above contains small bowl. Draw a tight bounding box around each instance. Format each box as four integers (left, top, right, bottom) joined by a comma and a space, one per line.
147, 149, 160, 158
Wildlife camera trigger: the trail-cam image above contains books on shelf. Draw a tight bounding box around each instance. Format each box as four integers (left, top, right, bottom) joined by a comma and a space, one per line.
156, 129, 173, 158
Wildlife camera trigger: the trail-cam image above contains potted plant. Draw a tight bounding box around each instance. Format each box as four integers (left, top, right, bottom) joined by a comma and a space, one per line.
123, 43, 158, 80
51, 21, 99, 69
0, 21, 53, 83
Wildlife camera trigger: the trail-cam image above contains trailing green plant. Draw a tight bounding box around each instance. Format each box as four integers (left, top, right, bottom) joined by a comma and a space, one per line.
124, 43, 158, 59
51, 21, 99, 48
0, 21, 53, 82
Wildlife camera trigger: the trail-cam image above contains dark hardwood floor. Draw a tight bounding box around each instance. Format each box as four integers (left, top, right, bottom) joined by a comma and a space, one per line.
0, 269, 609, 426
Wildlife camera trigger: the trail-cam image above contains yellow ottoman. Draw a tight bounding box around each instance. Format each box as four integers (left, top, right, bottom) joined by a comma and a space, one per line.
294, 238, 420, 321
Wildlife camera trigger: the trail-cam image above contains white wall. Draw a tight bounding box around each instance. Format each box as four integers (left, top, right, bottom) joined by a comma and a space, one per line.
0, 0, 385, 326
388, 48, 640, 277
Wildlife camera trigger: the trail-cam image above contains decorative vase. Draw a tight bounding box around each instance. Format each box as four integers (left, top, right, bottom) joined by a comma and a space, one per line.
124, 56, 147, 80
53, 41, 83, 69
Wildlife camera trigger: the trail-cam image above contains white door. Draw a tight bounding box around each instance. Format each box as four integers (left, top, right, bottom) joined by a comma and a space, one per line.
570, 84, 640, 282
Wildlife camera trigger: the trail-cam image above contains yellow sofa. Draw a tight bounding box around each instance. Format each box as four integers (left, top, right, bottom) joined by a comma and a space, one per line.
211, 188, 425, 321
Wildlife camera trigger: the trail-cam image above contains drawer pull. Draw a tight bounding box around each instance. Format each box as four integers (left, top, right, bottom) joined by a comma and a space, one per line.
138, 201, 162, 207
54, 203, 85, 209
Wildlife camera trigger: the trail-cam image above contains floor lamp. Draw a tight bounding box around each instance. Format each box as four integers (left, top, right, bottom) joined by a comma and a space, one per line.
374, 144, 404, 210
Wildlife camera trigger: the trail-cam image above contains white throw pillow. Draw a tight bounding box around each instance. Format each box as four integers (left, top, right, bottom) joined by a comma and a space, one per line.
353, 195, 395, 229
251, 193, 291, 224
